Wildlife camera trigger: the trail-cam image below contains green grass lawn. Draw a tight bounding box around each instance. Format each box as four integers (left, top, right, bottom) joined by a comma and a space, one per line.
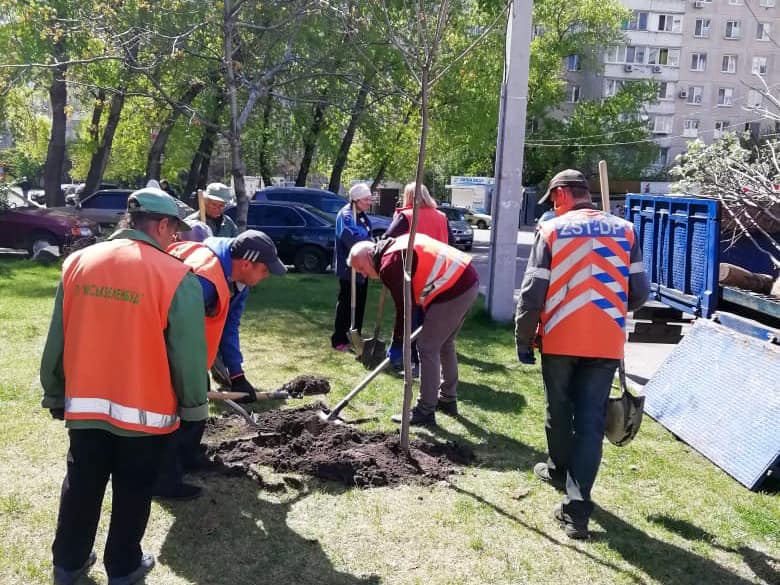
0, 259, 777, 585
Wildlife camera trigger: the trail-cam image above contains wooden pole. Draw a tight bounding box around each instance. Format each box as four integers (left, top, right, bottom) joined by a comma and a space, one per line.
598, 160, 610, 213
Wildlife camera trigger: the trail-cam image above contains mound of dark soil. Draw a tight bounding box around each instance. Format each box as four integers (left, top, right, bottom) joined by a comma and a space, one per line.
203, 404, 471, 488
278, 375, 330, 398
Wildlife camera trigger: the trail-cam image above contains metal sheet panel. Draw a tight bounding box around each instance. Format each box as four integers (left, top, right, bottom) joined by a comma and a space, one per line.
642, 318, 780, 490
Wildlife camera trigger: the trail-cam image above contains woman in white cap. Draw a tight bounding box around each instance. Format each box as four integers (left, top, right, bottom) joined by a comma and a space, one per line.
185, 182, 238, 237
331, 183, 373, 351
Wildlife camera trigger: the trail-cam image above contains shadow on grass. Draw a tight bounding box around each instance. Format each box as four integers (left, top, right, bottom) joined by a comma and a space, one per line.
457, 353, 510, 375
594, 508, 767, 585
158, 473, 381, 585
457, 381, 526, 414
646, 514, 779, 585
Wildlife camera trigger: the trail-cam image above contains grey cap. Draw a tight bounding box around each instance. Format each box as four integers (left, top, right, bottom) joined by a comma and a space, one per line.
203, 182, 233, 204
539, 169, 589, 204
229, 230, 286, 275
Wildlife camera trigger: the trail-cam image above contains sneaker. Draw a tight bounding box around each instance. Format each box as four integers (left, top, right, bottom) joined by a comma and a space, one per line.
553, 503, 589, 540
152, 481, 202, 501
533, 462, 565, 491
334, 344, 351, 352
390, 407, 436, 427
108, 553, 155, 585
436, 399, 458, 416
53, 551, 97, 585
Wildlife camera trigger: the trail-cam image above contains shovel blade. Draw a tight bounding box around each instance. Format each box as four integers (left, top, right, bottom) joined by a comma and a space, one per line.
349, 328, 364, 357
360, 338, 386, 369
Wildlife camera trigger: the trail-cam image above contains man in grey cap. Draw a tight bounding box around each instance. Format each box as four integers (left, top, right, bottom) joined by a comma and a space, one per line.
41, 187, 208, 584
186, 182, 239, 237
153, 229, 286, 500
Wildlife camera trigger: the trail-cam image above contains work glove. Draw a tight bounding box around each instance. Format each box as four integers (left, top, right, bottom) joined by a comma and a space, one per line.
386, 342, 403, 365
230, 373, 257, 403
516, 345, 536, 365
49, 408, 65, 420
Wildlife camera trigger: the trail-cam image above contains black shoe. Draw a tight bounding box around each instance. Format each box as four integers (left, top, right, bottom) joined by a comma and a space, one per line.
390, 407, 436, 427
108, 553, 155, 585
53, 551, 97, 585
533, 462, 565, 491
436, 399, 458, 416
182, 452, 216, 473
153, 482, 202, 501
553, 503, 589, 540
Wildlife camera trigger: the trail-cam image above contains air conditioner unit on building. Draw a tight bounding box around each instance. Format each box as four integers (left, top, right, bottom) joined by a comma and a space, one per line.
679, 90, 689, 99
624, 64, 634, 72
694, 0, 704, 7
653, 65, 662, 73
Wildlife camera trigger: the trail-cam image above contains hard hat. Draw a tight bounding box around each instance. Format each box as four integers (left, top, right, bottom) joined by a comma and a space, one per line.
605, 390, 645, 447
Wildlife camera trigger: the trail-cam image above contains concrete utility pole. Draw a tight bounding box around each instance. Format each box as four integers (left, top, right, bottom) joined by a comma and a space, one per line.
487, 0, 532, 322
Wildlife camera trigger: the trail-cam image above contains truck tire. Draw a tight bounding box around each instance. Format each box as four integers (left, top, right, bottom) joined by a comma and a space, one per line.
294, 246, 327, 273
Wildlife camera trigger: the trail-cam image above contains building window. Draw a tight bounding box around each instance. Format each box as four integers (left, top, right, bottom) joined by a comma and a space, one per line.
656, 148, 670, 167
714, 121, 730, 139
604, 79, 624, 97
728, 0, 744, 5
747, 90, 764, 108
757, 23, 771, 41
690, 52, 707, 72
625, 46, 645, 64
567, 85, 581, 103
759, 0, 775, 7
717, 88, 734, 106
687, 86, 704, 104
653, 116, 674, 134
725, 20, 742, 39
694, 19, 710, 38
565, 54, 581, 71
752, 56, 768, 76
683, 119, 700, 138
623, 11, 649, 31
721, 55, 737, 73
657, 14, 682, 33
533, 25, 545, 38
657, 81, 675, 100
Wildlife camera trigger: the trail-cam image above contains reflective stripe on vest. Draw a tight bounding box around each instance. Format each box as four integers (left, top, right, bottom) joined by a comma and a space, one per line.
167, 241, 231, 367
539, 209, 634, 359
397, 207, 449, 244
65, 397, 179, 431
387, 233, 470, 307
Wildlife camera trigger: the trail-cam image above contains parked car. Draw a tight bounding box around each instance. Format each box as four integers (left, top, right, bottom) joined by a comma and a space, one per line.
439, 206, 473, 251
459, 207, 492, 229
225, 201, 336, 273
253, 186, 391, 238
64, 182, 120, 206
0, 190, 98, 255
55, 189, 193, 229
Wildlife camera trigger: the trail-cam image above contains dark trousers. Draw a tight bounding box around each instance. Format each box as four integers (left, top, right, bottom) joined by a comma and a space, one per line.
52, 428, 170, 578
331, 277, 368, 347
153, 420, 206, 491
541, 354, 618, 521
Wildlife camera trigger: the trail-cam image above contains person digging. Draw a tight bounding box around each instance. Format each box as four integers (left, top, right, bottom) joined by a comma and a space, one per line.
348, 234, 479, 427
152, 230, 286, 500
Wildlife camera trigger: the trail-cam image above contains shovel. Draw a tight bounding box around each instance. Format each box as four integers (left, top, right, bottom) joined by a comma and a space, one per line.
307, 326, 422, 435
348, 203, 364, 357
360, 286, 387, 369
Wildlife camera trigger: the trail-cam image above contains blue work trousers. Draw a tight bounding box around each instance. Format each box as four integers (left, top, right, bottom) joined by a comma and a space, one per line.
541, 354, 618, 520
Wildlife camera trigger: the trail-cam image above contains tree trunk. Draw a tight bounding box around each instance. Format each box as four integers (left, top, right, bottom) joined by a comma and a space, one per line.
184, 92, 224, 198
371, 103, 415, 192
43, 38, 67, 208
146, 81, 205, 181
295, 95, 328, 187
87, 89, 105, 144
258, 93, 274, 187
83, 89, 126, 195
224, 0, 248, 231
329, 76, 371, 194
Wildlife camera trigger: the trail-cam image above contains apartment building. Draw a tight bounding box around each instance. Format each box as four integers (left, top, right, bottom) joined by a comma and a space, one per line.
564, 0, 780, 171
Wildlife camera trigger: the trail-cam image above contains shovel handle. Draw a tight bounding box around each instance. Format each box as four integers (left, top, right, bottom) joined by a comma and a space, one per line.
328, 326, 422, 421
208, 390, 289, 401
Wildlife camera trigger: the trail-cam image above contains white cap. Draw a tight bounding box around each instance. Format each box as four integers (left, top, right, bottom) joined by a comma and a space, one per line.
349, 183, 372, 202
204, 182, 233, 204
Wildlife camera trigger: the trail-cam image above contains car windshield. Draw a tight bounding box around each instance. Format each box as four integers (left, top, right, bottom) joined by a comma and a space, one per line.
320, 199, 345, 214
442, 208, 465, 221
2, 191, 30, 209
303, 205, 337, 225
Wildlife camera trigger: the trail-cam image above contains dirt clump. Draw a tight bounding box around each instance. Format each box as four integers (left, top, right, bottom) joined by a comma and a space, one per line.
278, 375, 330, 398
204, 404, 471, 488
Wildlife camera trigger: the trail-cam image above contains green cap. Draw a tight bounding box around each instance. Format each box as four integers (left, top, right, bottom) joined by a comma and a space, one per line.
127, 188, 189, 232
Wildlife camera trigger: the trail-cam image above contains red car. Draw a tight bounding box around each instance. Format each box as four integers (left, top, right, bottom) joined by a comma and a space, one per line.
0, 190, 99, 255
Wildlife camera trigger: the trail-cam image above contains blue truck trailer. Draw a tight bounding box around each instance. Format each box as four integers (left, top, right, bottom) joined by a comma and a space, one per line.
625, 193, 779, 491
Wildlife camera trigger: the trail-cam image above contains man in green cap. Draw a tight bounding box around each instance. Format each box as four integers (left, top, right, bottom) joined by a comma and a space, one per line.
187, 182, 239, 237
41, 187, 208, 585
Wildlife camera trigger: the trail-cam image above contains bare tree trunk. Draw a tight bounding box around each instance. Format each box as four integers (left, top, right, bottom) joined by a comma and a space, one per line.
184, 92, 225, 198
44, 38, 67, 208
83, 89, 126, 195
146, 81, 205, 180
224, 0, 248, 230
329, 76, 371, 193
295, 95, 328, 187
258, 93, 274, 187
87, 90, 105, 144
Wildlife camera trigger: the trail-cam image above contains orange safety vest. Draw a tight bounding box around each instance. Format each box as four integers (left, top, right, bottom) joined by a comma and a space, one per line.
397, 207, 449, 243
61, 238, 191, 434
167, 241, 230, 367
539, 208, 635, 359
387, 233, 471, 308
